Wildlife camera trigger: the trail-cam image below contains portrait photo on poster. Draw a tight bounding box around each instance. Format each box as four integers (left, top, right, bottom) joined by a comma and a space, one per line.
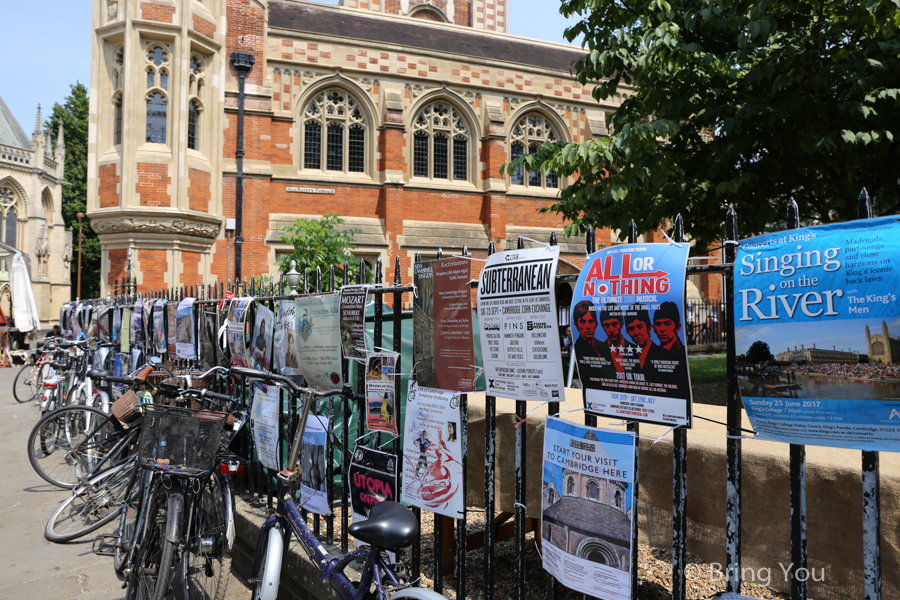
572, 243, 692, 427
250, 302, 274, 371
365, 351, 400, 436
175, 298, 196, 359
226, 297, 253, 367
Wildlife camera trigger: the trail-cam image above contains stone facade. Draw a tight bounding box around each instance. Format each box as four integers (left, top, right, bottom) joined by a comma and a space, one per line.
87, 0, 712, 304
0, 99, 71, 327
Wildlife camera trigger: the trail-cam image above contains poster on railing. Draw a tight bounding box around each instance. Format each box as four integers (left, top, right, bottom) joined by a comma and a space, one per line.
166, 302, 177, 358
153, 300, 167, 354
541, 417, 635, 600
735, 216, 900, 452
365, 351, 400, 435
97, 306, 110, 342
226, 297, 253, 367
413, 258, 477, 392
198, 308, 217, 369
250, 384, 281, 472
112, 353, 130, 391
299, 412, 331, 515
349, 445, 398, 560
120, 307, 132, 352
175, 298, 195, 359
295, 294, 344, 392
340, 285, 369, 361
477, 245, 565, 401
112, 308, 121, 343
72, 303, 84, 340
143, 300, 154, 350
401, 382, 464, 519
572, 243, 693, 427
250, 302, 274, 370
132, 300, 144, 347
274, 300, 303, 383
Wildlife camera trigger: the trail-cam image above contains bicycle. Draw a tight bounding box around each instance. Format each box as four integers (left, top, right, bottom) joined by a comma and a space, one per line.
13, 339, 58, 403
232, 365, 448, 600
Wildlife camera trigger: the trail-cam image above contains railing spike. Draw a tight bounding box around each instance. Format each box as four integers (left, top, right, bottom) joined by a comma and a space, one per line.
393, 255, 402, 286
787, 197, 800, 229
858, 187, 871, 220
549, 232, 557, 246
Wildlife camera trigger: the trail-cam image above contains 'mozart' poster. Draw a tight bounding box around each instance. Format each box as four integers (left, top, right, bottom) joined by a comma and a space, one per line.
339, 285, 369, 361
295, 294, 344, 392
572, 243, 692, 427
413, 258, 476, 392
735, 216, 900, 452
477, 245, 565, 401
541, 417, 634, 600
365, 351, 399, 435
401, 382, 464, 519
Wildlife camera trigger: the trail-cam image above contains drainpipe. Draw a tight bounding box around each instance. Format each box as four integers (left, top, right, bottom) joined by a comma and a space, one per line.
229, 52, 255, 282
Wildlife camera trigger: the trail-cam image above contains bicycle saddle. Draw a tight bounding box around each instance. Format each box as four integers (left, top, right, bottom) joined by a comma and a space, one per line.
50, 361, 71, 370
347, 501, 418, 550
87, 369, 114, 379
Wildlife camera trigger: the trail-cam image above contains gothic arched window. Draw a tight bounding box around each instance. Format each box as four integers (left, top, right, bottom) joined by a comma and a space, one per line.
0, 185, 21, 270
187, 54, 206, 152
411, 101, 469, 182
144, 44, 170, 144
301, 89, 367, 174
187, 100, 201, 150
509, 112, 560, 189
588, 481, 598, 500
111, 46, 124, 147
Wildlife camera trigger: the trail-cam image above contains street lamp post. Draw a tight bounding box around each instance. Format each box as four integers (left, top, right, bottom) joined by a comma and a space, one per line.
76, 212, 84, 300
229, 51, 255, 282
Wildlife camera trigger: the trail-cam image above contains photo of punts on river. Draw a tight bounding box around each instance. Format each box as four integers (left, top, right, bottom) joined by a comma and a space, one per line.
736, 317, 900, 401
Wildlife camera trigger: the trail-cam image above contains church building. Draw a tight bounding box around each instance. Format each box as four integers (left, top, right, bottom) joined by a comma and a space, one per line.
86, 0, 659, 298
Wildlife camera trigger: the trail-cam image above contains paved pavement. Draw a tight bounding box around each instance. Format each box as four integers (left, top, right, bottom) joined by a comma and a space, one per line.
0, 366, 251, 599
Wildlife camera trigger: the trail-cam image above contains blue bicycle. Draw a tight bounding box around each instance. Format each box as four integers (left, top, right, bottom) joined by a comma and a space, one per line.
231, 366, 448, 600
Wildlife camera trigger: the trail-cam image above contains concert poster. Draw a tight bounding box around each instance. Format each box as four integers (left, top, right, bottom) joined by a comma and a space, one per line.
175, 298, 195, 359
166, 302, 177, 358
153, 300, 167, 354
295, 294, 344, 392
226, 297, 252, 367
132, 300, 144, 347
120, 307, 132, 353
571, 243, 692, 427
339, 285, 369, 361
365, 351, 400, 435
250, 384, 281, 472
249, 302, 274, 371
198, 308, 217, 369
413, 258, 476, 392
143, 299, 154, 350
349, 446, 398, 560
298, 413, 331, 515
274, 300, 303, 384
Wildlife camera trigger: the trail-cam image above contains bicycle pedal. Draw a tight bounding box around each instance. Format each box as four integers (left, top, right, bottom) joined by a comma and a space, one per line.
92, 534, 119, 557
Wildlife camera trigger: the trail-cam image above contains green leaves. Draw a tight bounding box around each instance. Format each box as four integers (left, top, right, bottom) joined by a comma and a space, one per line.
278, 213, 370, 282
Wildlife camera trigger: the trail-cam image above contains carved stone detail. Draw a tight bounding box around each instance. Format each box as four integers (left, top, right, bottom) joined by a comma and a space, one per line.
302, 71, 317, 85
454, 89, 480, 106
91, 217, 220, 239
405, 83, 425, 99
352, 77, 375, 92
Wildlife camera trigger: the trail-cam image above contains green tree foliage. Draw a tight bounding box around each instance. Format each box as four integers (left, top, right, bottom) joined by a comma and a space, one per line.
277, 213, 370, 282
46, 82, 99, 299
507, 0, 900, 246
744, 340, 775, 363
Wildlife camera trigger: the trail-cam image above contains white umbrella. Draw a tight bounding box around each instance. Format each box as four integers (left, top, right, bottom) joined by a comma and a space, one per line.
11, 252, 41, 332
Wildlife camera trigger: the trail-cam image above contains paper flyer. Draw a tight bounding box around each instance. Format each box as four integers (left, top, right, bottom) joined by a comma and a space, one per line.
477, 245, 565, 401
250, 384, 281, 471
198, 308, 217, 369
572, 243, 693, 427
295, 294, 344, 392
735, 216, 900, 452
299, 413, 331, 515
349, 445, 398, 559
153, 300, 167, 354
120, 307, 132, 352
365, 352, 400, 435
413, 258, 476, 392
226, 298, 253, 367
132, 348, 143, 369
166, 302, 178, 358
143, 300, 154, 350
133, 300, 144, 347
175, 298, 195, 359
112, 308, 121, 343
274, 300, 303, 383
97, 307, 110, 342
401, 382, 464, 518
112, 353, 130, 391
339, 285, 369, 361
541, 417, 635, 599
249, 302, 274, 371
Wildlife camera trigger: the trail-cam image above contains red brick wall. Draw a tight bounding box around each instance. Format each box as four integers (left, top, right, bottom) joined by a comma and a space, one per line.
224, 113, 293, 164
379, 128, 406, 173
141, 2, 175, 23
139, 249, 168, 292
192, 14, 216, 39
454, 0, 470, 26
182, 251, 202, 285
480, 138, 506, 182
136, 163, 171, 207
226, 0, 265, 86
188, 168, 211, 212
107, 249, 128, 289
98, 164, 119, 209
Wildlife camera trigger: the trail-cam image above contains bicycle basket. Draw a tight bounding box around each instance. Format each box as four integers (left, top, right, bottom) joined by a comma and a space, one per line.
111, 389, 140, 423
138, 405, 227, 475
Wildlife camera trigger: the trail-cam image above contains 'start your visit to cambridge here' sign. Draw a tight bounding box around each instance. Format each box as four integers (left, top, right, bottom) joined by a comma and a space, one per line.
735, 216, 900, 452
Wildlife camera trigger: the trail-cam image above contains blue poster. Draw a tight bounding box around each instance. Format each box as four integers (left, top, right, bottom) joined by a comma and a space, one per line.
735, 216, 900, 452
572, 243, 692, 427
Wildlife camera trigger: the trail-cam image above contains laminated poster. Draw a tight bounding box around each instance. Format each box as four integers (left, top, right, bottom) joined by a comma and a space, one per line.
349, 445, 398, 560
572, 243, 693, 427
226, 298, 253, 367
120, 307, 132, 353
299, 413, 331, 515
541, 417, 635, 600
401, 382, 464, 519
97, 307, 110, 342
166, 302, 178, 358
198, 308, 218, 369
413, 258, 476, 392
59, 304, 69, 338
249, 302, 274, 371
735, 216, 900, 452
295, 295, 344, 392
250, 384, 281, 472
112, 353, 130, 391
175, 298, 196, 359
153, 300, 167, 354
274, 300, 303, 383
133, 300, 144, 347
112, 308, 121, 343
143, 300, 154, 350
339, 285, 369, 361
72, 303, 84, 340
365, 351, 400, 435
477, 245, 565, 401
132, 348, 143, 370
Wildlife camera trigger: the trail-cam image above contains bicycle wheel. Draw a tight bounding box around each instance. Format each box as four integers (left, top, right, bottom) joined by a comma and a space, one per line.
45, 459, 138, 543
183, 475, 232, 600
115, 470, 150, 574
14, 363, 41, 403
252, 525, 284, 600
131, 488, 179, 600
28, 405, 128, 488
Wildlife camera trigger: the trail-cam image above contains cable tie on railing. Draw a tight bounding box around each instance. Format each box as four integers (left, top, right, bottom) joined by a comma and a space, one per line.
725, 433, 757, 440
694, 415, 758, 435
533, 539, 544, 562
660, 229, 686, 248
520, 236, 551, 248
653, 425, 679, 444
513, 502, 526, 511
453, 255, 488, 261
526, 401, 552, 416
410, 281, 418, 299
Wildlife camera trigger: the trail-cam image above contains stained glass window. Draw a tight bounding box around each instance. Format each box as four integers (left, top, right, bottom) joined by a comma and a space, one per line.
146, 93, 167, 144
301, 89, 367, 174
411, 101, 469, 181
509, 112, 562, 190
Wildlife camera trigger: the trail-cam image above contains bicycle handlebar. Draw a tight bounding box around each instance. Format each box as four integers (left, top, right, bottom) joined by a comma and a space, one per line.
229, 365, 342, 398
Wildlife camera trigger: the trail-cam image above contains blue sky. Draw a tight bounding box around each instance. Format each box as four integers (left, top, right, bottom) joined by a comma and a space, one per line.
0, 0, 582, 132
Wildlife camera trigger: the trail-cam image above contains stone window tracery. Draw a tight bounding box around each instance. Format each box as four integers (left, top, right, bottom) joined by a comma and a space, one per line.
187, 54, 205, 151
0, 185, 21, 258
509, 112, 559, 189
111, 46, 124, 147
301, 89, 367, 174
144, 44, 170, 144
412, 101, 469, 182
